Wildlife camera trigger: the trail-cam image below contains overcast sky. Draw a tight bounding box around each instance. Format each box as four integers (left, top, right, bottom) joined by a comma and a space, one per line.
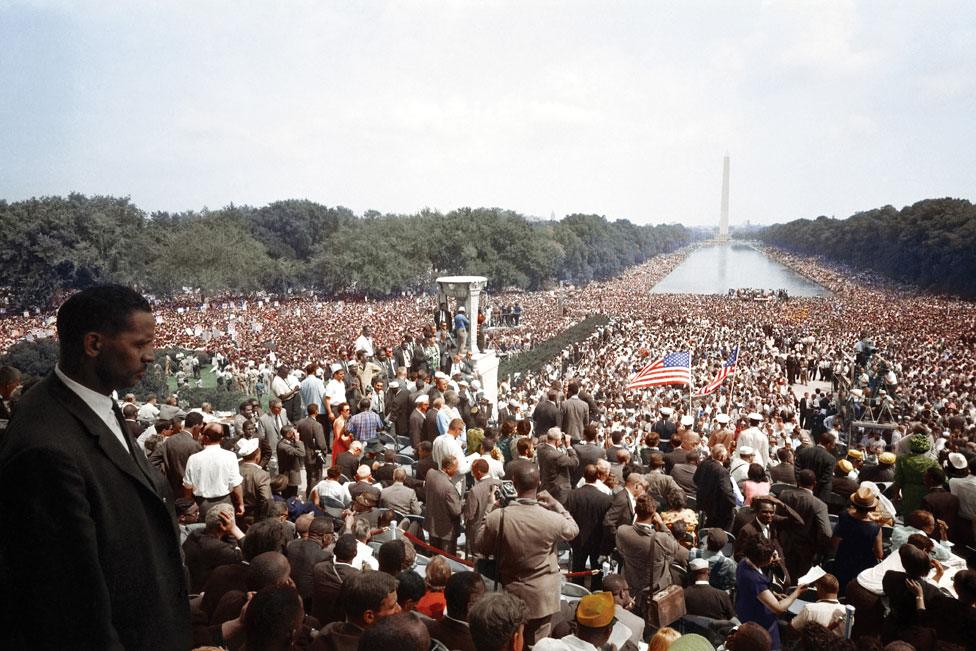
2, 1, 974, 226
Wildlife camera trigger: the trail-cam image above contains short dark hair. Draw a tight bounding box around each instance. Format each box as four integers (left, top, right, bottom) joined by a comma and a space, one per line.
377, 540, 407, 576
728, 621, 772, 651
742, 537, 775, 566
333, 533, 359, 562
359, 612, 429, 651
184, 411, 204, 428
747, 463, 767, 483
246, 551, 291, 591
240, 519, 287, 561
243, 584, 303, 648
798, 469, 817, 488
444, 571, 485, 620
341, 571, 397, 621
56, 285, 152, 367
396, 570, 426, 606
705, 528, 727, 552
469, 592, 527, 651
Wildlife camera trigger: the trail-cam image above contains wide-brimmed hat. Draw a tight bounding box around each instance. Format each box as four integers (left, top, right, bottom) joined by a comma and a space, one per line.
747, 412, 763, 422
851, 486, 879, 509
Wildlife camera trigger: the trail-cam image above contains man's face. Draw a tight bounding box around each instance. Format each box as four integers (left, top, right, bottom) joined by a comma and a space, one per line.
756, 504, 775, 525
373, 590, 401, 621
243, 421, 256, 437
242, 404, 253, 417
94, 311, 155, 391
270, 404, 282, 415
180, 504, 200, 524
335, 371, 345, 382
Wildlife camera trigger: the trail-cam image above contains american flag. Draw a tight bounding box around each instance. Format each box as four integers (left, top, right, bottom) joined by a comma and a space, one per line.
625, 351, 692, 390
695, 346, 739, 396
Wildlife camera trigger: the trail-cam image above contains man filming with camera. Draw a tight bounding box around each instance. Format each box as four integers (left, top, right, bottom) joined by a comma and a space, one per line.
480, 464, 579, 646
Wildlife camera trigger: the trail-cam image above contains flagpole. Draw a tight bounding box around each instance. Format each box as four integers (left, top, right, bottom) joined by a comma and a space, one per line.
687, 352, 694, 421
725, 343, 741, 417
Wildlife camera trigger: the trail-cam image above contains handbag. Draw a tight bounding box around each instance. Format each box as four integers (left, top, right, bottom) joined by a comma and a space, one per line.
475, 507, 505, 582
642, 526, 687, 628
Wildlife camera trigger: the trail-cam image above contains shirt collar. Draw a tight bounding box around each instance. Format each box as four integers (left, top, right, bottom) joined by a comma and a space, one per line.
56, 364, 114, 407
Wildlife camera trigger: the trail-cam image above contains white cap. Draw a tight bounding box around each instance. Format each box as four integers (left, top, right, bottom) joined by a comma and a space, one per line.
434, 371, 450, 380
739, 446, 755, 457
457, 306, 465, 312
715, 414, 730, 424
237, 438, 259, 457
330, 363, 343, 374
949, 452, 969, 470
660, 407, 673, 416
783, 422, 796, 431
388, 381, 399, 389
415, 394, 430, 404
680, 415, 694, 427
689, 558, 709, 571
747, 412, 763, 422
509, 399, 520, 408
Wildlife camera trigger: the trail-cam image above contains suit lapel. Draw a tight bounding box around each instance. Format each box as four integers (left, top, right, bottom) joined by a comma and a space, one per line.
49, 375, 159, 497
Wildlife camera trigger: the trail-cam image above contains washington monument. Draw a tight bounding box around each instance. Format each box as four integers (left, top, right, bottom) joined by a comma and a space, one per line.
719, 154, 730, 241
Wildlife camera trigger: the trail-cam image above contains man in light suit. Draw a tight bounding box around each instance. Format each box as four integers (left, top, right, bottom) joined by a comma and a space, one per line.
463, 458, 501, 558
0, 285, 191, 649
277, 425, 306, 499
480, 464, 579, 645
536, 426, 579, 504
258, 398, 291, 469
380, 467, 422, 515
615, 494, 688, 597
559, 382, 589, 441
425, 455, 463, 554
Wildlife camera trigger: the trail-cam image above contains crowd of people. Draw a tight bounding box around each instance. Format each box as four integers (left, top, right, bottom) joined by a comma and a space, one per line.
1, 243, 976, 651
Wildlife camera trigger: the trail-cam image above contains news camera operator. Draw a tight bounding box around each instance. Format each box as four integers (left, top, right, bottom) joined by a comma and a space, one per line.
480, 464, 579, 645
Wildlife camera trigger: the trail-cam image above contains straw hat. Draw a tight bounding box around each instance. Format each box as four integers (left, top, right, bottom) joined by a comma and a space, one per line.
851, 486, 879, 509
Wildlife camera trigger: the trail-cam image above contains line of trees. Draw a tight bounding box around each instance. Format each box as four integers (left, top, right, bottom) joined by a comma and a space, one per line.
757, 198, 976, 297
0, 194, 691, 310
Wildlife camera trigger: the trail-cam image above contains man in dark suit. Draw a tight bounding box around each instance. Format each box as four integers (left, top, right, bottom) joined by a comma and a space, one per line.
121, 402, 146, 438
778, 470, 833, 581
565, 464, 613, 588
683, 558, 736, 620
0, 285, 191, 649
559, 382, 589, 441
277, 425, 307, 498
311, 534, 361, 625
295, 403, 328, 491
536, 427, 579, 504
409, 394, 429, 451
149, 411, 204, 496
769, 447, 797, 485
603, 473, 646, 553
694, 444, 736, 531
336, 440, 363, 481
532, 390, 561, 437
732, 496, 801, 585
426, 573, 485, 651
795, 431, 839, 502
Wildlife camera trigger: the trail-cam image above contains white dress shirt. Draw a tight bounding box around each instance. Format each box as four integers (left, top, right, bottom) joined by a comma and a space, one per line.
433, 433, 470, 475
183, 444, 243, 498
55, 365, 129, 452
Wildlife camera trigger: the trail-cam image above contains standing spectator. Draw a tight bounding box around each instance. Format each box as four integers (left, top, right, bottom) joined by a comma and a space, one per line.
454, 306, 470, 354
795, 432, 838, 503
831, 486, 883, 591
694, 444, 737, 531
565, 464, 613, 589
616, 494, 688, 598
237, 437, 273, 523
480, 465, 579, 645
296, 403, 327, 491
345, 397, 384, 445
536, 427, 579, 504
559, 382, 589, 441
276, 425, 306, 499
425, 455, 464, 554
0, 285, 192, 648
777, 470, 833, 582
183, 422, 245, 518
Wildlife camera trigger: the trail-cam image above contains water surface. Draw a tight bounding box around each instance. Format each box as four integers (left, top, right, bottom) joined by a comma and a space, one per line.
652, 242, 829, 296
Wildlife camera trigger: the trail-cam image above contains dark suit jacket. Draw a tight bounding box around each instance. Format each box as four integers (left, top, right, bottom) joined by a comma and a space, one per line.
603, 489, 635, 553
795, 445, 837, 502
683, 582, 736, 620
149, 430, 203, 496
572, 442, 607, 486
768, 462, 797, 485
504, 457, 537, 482
336, 451, 361, 481
277, 438, 307, 486
311, 560, 360, 625
536, 443, 578, 504
426, 615, 476, 651
565, 483, 613, 554
409, 408, 427, 451
295, 416, 327, 460
0, 374, 191, 650
286, 538, 331, 606
777, 485, 832, 581
532, 400, 561, 436
733, 520, 790, 583
694, 459, 736, 530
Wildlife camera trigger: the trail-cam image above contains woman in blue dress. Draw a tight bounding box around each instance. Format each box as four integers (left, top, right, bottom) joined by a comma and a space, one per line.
831, 485, 883, 591
735, 537, 808, 650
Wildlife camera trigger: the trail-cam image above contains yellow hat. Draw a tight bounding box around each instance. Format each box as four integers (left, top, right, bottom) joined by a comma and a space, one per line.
837, 459, 854, 474
847, 449, 864, 460
879, 452, 897, 464
575, 591, 616, 628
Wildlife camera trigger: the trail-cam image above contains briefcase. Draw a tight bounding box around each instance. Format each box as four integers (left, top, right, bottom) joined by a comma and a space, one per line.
646, 584, 686, 628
